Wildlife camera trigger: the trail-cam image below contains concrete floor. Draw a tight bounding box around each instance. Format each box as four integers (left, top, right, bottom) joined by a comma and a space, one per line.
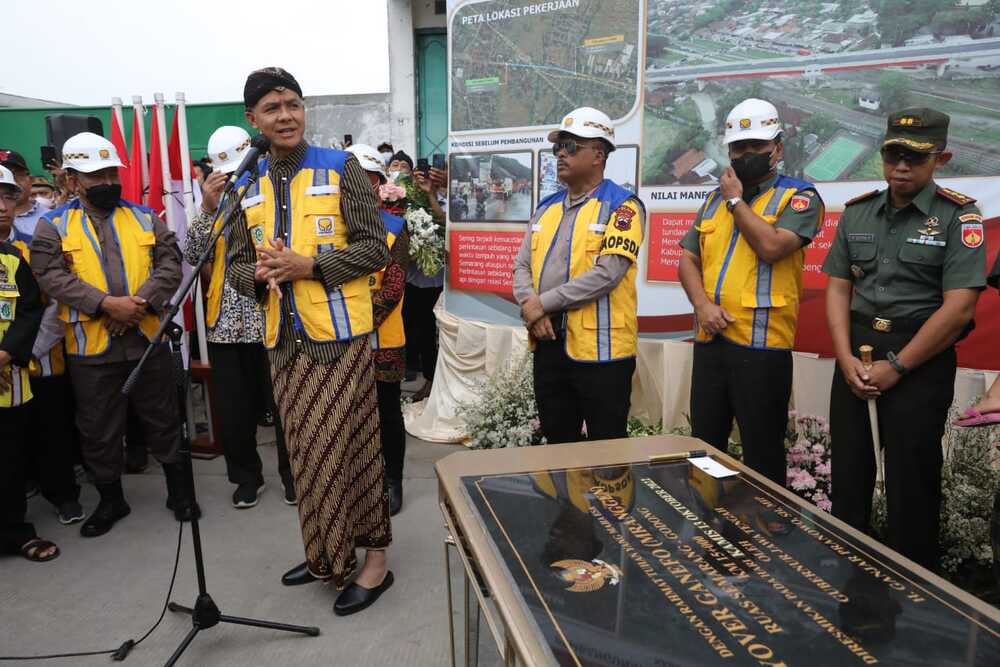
1, 420, 505, 666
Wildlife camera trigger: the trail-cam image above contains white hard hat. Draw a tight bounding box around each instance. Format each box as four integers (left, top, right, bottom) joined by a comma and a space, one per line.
547, 106, 616, 150
724, 98, 782, 144
347, 143, 387, 178
61, 132, 125, 173
207, 126, 252, 174
0, 165, 22, 193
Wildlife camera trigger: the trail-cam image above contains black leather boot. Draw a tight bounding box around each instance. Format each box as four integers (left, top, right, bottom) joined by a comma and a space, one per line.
80, 480, 131, 538
162, 461, 201, 522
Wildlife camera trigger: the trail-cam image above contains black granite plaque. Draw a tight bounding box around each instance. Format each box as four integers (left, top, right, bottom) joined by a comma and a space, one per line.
462, 460, 999, 666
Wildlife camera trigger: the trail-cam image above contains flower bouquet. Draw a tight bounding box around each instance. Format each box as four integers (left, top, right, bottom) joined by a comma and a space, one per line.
784, 412, 833, 512
378, 174, 445, 277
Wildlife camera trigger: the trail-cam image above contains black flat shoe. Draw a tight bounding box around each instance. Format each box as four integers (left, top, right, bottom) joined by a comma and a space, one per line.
80, 500, 131, 538
282, 561, 322, 586
388, 479, 403, 517
334, 571, 394, 616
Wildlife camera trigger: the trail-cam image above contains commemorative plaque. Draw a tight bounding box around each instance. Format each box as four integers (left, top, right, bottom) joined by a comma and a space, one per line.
445, 441, 999, 666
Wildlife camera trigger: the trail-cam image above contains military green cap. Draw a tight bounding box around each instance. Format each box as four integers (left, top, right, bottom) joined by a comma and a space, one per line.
883, 107, 949, 153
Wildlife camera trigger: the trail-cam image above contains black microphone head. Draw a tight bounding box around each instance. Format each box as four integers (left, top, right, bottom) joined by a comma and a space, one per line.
251, 134, 271, 152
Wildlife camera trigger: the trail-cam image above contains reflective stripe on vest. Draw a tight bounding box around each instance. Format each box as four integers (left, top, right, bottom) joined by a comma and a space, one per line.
46, 201, 162, 358
242, 147, 374, 349
696, 177, 810, 349
369, 210, 406, 350
0, 250, 33, 407
529, 180, 640, 362
13, 240, 66, 377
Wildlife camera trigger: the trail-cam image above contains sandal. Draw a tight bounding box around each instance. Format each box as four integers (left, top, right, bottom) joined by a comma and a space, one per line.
20, 538, 60, 563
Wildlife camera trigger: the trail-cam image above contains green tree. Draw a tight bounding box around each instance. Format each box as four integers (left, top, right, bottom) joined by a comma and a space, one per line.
877, 71, 911, 111
800, 112, 838, 143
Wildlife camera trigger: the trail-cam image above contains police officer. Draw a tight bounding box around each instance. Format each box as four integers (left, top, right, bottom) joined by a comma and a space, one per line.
0, 164, 59, 562
823, 108, 986, 570
512, 107, 645, 444
185, 125, 295, 509
30, 132, 198, 537
678, 99, 823, 485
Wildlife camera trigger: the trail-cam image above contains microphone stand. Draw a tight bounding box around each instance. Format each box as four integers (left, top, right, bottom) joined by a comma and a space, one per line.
122, 165, 320, 666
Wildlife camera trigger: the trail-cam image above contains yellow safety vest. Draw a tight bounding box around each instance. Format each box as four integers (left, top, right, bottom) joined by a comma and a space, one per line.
369, 210, 406, 350
695, 175, 816, 349
45, 200, 162, 358
530, 180, 644, 362
242, 147, 374, 349
0, 247, 33, 407
11, 239, 66, 377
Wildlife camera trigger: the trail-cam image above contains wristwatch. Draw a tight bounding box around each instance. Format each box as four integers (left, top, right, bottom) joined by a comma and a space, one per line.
886, 350, 909, 376
726, 196, 742, 212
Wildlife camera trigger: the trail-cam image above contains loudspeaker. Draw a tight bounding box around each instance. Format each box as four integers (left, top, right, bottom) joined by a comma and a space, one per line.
45, 115, 104, 156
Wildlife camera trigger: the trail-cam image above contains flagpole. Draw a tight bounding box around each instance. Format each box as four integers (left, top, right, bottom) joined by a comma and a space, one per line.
111, 98, 126, 142
131, 95, 149, 201
153, 93, 177, 233
176, 91, 210, 365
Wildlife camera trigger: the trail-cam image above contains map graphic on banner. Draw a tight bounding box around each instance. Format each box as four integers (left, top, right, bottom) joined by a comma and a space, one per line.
445, 0, 1000, 370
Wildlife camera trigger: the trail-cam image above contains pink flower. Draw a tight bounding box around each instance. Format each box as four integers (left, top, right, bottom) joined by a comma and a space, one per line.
811, 443, 826, 458
815, 462, 831, 477
379, 183, 406, 202
816, 498, 832, 512
790, 469, 817, 491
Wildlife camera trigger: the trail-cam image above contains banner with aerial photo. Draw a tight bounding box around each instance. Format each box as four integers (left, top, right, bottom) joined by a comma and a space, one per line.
446, 0, 1000, 368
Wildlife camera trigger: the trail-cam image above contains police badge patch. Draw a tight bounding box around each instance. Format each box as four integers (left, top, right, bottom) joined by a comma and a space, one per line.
0, 300, 12, 321
613, 206, 635, 231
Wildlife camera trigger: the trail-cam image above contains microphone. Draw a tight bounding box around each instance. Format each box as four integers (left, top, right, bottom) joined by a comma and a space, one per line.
223, 134, 271, 195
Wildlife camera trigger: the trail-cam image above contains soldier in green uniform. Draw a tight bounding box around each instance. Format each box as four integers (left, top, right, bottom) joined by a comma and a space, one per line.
822, 108, 986, 570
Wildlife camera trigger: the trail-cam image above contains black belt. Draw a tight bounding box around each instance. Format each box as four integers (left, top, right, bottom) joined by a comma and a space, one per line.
850, 312, 926, 335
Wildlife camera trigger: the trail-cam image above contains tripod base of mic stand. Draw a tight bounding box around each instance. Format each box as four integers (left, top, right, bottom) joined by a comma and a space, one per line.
165, 594, 320, 666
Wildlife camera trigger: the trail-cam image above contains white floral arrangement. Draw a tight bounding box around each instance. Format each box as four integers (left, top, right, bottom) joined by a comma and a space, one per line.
404, 206, 445, 278
458, 351, 544, 449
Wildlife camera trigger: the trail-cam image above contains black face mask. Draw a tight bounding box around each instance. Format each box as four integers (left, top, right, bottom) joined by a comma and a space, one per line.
730, 150, 775, 186
84, 184, 121, 210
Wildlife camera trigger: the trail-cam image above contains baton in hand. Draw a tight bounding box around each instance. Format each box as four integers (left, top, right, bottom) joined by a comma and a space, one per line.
859, 345, 885, 497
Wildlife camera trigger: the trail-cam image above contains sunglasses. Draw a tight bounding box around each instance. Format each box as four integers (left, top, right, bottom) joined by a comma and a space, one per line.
552, 139, 599, 156
880, 146, 940, 166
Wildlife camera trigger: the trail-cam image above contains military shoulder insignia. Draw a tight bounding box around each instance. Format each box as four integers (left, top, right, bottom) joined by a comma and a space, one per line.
961, 223, 984, 249
551, 559, 622, 593
613, 205, 636, 231
958, 212, 982, 224
845, 190, 880, 206
936, 187, 975, 206
789, 194, 811, 212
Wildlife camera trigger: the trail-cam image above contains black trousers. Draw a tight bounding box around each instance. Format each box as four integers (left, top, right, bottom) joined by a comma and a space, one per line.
208, 342, 291, 486
376, 380, 406, 482
403, 284, 442, 381
533, 339, 635, 444
25, 374, 80, 506
690, 338, 792, 485
831, 323, 955, 571
1, 405, 37, 554
67, 345, 181, 484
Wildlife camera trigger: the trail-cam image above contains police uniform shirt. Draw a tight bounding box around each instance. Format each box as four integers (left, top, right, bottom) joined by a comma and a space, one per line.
679, 173, 822, 257
511, 191, 645, 324
30, 205, 183, 365
822, 182, 986, 320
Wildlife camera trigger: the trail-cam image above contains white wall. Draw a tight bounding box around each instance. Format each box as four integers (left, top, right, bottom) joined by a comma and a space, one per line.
387, 0, 418, 157
412, 0, 446, 29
